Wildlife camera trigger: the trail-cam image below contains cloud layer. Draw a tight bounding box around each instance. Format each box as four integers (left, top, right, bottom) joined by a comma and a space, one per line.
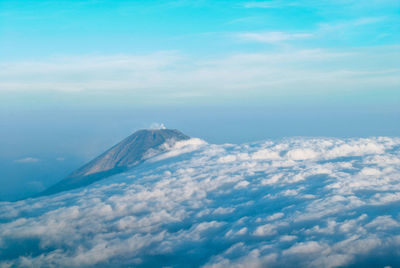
1, 137, 400, 267
1, 47, 399, 103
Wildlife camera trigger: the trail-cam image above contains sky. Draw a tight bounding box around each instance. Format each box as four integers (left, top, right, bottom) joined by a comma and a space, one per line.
1, 0, 399, 102
0, 0, 399, 200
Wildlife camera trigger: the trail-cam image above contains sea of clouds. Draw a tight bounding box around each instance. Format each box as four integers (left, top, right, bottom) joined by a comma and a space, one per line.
1, 137, 400, 267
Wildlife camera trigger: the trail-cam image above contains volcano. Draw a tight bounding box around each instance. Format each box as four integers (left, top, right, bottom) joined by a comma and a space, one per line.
39, 129, 190, 196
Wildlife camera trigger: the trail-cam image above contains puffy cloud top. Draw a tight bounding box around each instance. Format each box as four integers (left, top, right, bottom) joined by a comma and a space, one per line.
1, 137, 400, 267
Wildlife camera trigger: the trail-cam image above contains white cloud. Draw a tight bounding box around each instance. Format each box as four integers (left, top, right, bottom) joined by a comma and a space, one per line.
252, 149, 280, 160
236, 31, 313, 43
14, 157, 40, 163
267, 212, 284, 221
318, 17, 387, 34
1, 136, 400, 267
149, 122, 166, 130
243, 1, 278, 8
286, 148, 318, 160
234, 180, 250, 189
218, 154, 237, 163
280, 235, 297, 241
359, 167, 381, 176
365, 216, 400, 230
243, 0, 400, 11
253, 223, 277, 236
1, 47, 399, 103
325, 140, 386, 158
150, 138, 207, 161
242, 0, 299, 9
283, 241, 324, 255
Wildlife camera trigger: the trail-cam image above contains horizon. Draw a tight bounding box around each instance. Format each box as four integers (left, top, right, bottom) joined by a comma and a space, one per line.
1, 1, 400, 267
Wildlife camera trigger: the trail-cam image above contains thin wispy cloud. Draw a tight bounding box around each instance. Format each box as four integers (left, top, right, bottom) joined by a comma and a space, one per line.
234, 17, 385, 45
243, 0, 400, 10
318, 16, 387, 33
14, 157, 40, 163
243, 1, 277, 8
242, 0, 297, 9
1, 47, 399, 103
236, 31, 313, 43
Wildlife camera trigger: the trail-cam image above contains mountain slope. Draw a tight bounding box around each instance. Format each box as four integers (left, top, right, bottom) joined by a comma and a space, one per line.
39, 129, 189, 196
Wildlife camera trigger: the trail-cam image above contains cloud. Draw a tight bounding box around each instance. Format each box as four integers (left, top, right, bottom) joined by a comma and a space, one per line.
318, 16, 387, 34
365, 216, 400, 230
243, 1, 278, 8
253, 223, 278, 236
243, 0, 400, 10
149, 122, 166, 130
267, 212, 284, 221
14, 157, 40, 163
236, 31, 313, 43
286, 148, 318, 160
1, 47, 399, 103
283, 241, 324, 255
1, 136, 400, 267
150, 138, 207, 161
242, 1, 299, 9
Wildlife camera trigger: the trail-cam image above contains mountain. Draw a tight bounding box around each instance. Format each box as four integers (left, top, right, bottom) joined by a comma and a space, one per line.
39, 129, 190, 196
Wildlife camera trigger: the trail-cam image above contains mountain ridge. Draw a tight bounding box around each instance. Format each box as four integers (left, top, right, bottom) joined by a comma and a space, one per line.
38, 129, 190, 196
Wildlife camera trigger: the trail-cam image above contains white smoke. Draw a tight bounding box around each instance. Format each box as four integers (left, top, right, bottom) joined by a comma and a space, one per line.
149, 122, 166, 130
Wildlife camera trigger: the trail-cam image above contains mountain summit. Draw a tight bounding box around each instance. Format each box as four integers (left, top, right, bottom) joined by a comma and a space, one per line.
40, 129, 190, 196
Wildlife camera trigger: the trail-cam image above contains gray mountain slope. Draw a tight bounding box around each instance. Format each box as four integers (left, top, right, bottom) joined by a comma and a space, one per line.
39, 129, 190, 196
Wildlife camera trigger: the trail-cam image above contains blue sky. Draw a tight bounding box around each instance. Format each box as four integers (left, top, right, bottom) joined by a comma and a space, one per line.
1, 0, 399, 102
0, 0, 399, 199
1, 0, 399, 59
